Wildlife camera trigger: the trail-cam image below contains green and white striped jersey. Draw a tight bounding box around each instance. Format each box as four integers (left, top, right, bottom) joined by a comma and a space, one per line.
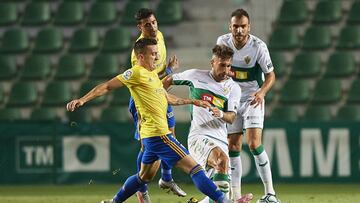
217, 33, 274, 102
172, 69, 241, 144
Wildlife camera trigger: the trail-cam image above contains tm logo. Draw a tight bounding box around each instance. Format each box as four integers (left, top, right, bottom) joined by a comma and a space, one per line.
201, 94, 213, 102
17, 137, 54, 173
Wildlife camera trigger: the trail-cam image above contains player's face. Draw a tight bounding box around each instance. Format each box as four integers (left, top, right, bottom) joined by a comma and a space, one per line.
229, 15, 250, 45
138, 15, 158, 39
142, 45, 159, 71
211, 56, 232, 82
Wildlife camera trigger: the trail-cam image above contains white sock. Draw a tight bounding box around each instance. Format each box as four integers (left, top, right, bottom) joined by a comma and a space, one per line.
252, 145, 275, 195
229, 151, 242, 200
213, 173, 230, 199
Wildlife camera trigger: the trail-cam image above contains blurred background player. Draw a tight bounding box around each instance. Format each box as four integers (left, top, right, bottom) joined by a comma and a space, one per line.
165, 45, 253, 203
129, 8, 186, 202
216, 8, 280, 203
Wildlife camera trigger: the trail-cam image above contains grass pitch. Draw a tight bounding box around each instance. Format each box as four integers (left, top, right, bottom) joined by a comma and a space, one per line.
0, 183, 359, 203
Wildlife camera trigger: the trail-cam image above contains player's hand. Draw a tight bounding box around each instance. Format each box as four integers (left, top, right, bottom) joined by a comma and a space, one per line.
66, 99, 84, 112
192, 100, 211, 108
250, 90, 265, 108
167, 55, 179, 71
209, 107, 224, 118
227, 69, 236, 78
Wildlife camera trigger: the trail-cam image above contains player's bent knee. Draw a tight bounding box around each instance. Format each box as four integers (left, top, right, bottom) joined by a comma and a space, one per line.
139, 173, 156, 183
217, 152, 229, 173
228, 133, 243, 151
247, 141, 261, 150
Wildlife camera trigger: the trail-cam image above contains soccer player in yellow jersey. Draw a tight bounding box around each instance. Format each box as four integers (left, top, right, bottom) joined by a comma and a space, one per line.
67, 38, 245, 203
128, 9, 185, 202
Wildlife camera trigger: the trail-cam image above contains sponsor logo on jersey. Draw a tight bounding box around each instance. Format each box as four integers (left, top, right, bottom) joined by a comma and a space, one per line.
122, 70, 133, 80
244, 56, 251, 64
201, 94, 224, 109
235, 71, 248, 79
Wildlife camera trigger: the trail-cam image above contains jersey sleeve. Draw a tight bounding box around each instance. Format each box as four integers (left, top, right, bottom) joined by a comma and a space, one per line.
216, 35, 224, 45
227, 84, 241, 113
116, 68, 140, 87
257, 42, 274, 74
172, 69, 196, 86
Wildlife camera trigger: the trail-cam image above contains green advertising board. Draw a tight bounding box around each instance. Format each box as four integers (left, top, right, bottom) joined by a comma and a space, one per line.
0, 121, 359, 184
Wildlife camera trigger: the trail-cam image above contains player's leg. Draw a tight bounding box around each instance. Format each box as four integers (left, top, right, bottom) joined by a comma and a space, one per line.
158, 106, 187, 196
176, 155, 229, 203
160, 126, 176, 183
136, 148, 151, 203
101, 138, 161, 203
207, 147, 231, 199
157, 134, 227, 203
104, 160, 160, 203
158, 159, 187, 197
244, 101, 280, 203
246, 128, 281, 203
227, 103, 245, 200
228, 132, 243, 200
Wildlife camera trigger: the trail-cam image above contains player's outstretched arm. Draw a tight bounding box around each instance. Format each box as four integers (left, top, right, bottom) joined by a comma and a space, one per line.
166, 92, 211, 108
66, 77, 124, 112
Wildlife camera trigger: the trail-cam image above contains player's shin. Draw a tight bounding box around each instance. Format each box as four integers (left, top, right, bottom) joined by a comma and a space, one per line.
251, 145, 275, 195
213, 173, 230, 199
113, 174, 147, 203
229, 150, 242, 200
189, 164, 226, 203
136, 150, 148, 193
160, 160, 172, 182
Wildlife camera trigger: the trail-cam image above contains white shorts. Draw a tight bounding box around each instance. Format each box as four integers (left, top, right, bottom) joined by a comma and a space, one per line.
188, 135, 229, 170
227, 99, 265, 134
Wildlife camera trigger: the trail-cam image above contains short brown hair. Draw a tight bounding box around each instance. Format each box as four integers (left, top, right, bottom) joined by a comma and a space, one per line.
231, 8, 250, 21
212, 45, 234, 60
134, 38, 157, 55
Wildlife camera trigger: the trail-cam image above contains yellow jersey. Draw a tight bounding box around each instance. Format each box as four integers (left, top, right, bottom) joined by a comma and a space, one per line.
117, 65, 170, 139
131, 31, 167, 75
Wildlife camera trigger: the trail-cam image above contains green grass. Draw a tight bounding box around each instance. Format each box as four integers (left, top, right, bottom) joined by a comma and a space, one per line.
0, 183, 359, 203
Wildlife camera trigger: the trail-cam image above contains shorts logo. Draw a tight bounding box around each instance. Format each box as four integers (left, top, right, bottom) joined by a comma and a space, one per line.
201, 94, 224, 109
122, 70, 133, 80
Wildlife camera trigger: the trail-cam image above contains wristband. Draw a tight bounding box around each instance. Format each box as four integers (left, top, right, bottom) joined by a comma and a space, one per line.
165, 67, 173, 75
218, 110, 224, 118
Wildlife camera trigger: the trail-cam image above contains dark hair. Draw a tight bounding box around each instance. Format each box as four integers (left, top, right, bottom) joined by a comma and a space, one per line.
212, 45, 234, 60
231, 8, 250, 21
134, 38, 157, 55
135, 8, 155, 24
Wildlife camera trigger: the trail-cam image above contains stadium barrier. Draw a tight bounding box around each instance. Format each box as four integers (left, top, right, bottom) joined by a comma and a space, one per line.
0, 121, 359, 184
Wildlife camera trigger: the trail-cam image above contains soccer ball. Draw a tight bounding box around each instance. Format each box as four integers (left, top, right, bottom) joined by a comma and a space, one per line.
256, 194, 281, 203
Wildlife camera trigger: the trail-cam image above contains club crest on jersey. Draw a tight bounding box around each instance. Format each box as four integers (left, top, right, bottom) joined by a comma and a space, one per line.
201, 94, 224, 108
244, 56, 251, 64
122, 69, 133, 80
223, 87, 230, 94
